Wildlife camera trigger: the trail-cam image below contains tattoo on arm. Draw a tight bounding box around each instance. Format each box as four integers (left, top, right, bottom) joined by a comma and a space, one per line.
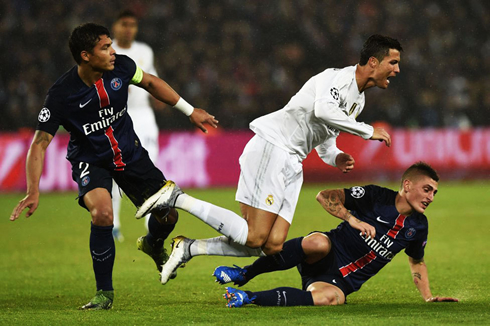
323, 190, 346, 216
412, 272, 422, 280
33, 131, 52, 148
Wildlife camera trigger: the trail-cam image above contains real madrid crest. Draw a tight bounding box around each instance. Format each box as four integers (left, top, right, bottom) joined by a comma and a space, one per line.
266, 195, 274, 206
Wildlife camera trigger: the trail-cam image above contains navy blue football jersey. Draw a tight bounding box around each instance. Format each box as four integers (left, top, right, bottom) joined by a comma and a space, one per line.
327, 185, 428, 293
36, 54, 143, 170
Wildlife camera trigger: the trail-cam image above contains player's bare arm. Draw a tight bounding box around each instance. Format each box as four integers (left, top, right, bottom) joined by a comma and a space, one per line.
335, 153, 355, 173
10, 130, 53, 221
370, 127, 391, 147
137, 71, 218, 133
316, 189, 375, 237
408, 256, 458, 303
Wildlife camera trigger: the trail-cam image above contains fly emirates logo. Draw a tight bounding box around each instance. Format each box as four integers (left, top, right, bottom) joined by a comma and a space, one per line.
359, 233, 395, 260
83, 107, 126, 135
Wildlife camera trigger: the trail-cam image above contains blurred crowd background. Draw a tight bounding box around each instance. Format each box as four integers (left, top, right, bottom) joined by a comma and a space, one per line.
1, 0, 489, 132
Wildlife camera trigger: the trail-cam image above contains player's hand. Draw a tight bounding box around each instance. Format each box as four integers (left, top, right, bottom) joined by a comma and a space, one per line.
370, 127, 391, 147
348, 217, 376, 238
10, 193, 39, 221
425, 296, 459, 303
189, 108, 219, 134
335, 153, 355, 173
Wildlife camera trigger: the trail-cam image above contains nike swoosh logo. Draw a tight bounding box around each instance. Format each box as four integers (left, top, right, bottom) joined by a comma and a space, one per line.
92, 248, 111, 256
79, 99, 92, 108
376, 216, 390, 224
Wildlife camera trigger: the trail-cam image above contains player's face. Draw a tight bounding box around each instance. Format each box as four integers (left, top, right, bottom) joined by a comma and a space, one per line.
87, 35, 116, 72
113, 17, 138, 45
405, 176, 438, 214
374, 49, 401, 89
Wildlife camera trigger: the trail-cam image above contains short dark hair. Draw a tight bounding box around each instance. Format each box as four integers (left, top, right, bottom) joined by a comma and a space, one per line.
116, 9, 138, 21
359, 34, 403, 65
69, 23, 111, 64
401, 161, 439, 188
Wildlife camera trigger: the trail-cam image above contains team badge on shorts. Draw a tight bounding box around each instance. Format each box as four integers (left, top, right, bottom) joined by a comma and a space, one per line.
350, 186, 365, 198
38, 108, 51, 122
405, 227, 416, 238
111, 78, 122, 91
266, 195, 274, 206
81, 176, 90, 187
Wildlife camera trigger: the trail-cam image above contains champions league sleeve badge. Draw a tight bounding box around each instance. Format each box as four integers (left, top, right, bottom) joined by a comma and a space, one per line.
38, 107, 51, 122
350, 186, 365, 198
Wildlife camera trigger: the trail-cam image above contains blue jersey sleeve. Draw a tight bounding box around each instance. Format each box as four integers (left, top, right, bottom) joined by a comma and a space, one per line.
36, 92, 63, 136
344, 185, 379, 216
114, 54, 137, 83
405, 217, 428, 260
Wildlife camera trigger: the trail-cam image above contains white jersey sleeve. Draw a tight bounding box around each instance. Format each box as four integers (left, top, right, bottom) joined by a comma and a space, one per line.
315, 137, 343, 167
250, 65, 373, 163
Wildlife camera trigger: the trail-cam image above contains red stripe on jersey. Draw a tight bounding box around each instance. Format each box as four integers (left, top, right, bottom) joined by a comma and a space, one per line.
340, 250, 377, 277
104, 126, 126, 171
95, 79, 110, 108
387, 214, 407, 239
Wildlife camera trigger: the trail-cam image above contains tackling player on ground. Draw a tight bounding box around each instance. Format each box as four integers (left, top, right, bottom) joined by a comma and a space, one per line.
214, 162, 458, 307
9, 23, 217, 310
138, 34, 401, 284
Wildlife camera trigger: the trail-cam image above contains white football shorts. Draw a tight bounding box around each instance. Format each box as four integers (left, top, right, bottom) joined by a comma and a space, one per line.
235, 135, 303, 224
131, 110, 159, 162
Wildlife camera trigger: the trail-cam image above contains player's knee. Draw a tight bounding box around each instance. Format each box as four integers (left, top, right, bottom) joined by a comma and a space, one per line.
91, 206, 113, 226
303, 233, 331, 256
262, 241, 284, 255
311, 290, 343, 306
245, 233, 268, 249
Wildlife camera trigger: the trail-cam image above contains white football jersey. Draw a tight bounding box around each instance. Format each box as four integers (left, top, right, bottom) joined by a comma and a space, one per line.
112, 40, 159, 160
250, 65, 373, 167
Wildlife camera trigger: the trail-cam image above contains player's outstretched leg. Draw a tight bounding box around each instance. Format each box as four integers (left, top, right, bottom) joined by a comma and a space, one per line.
79, 290, 114, 310
223, 287, 256, 308
160, 236, 194, 284
135, 181, 183, 219
213, 265, 248, 286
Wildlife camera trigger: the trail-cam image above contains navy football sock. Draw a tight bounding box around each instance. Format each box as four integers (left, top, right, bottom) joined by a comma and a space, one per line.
246, 287, 314, 306
244, 237, 306, 281
90, 223, 115, 291
146, 214, 176, 249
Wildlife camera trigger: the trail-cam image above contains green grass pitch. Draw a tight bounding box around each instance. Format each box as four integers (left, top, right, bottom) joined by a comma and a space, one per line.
1, 181, 489, 325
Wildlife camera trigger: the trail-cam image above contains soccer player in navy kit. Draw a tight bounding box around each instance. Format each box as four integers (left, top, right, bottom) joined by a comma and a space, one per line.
9, 23, 218, 310
214, 162, 458, 307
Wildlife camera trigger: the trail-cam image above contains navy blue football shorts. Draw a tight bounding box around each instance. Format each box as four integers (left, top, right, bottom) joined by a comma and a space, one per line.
297, 232, 354, 298
71, 150, 166, 210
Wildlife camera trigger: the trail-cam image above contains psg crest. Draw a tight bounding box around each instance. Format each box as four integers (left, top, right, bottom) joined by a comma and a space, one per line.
405, 227, 416, 238
111, 78, 122, 91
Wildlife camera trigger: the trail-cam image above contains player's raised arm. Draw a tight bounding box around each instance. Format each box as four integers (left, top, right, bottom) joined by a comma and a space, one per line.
408, 256, 458, 303
10, 130, 53, 221
370, 127, 391, 147
136, 71, 218, 133
316, 189, 375, 238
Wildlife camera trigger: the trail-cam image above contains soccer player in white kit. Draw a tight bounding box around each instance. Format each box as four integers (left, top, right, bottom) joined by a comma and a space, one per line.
136, 34, 402, 284
111, 10, 162, 241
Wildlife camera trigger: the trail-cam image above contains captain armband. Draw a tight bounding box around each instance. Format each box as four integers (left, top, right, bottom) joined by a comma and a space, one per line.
131, 66, 144, 85
174, 97, 194, 116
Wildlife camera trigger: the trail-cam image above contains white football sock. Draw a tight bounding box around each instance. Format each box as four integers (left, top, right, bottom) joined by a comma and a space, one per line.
111, 181, 122, 230
175, 194, 249, 245
189, 236, 265, 257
